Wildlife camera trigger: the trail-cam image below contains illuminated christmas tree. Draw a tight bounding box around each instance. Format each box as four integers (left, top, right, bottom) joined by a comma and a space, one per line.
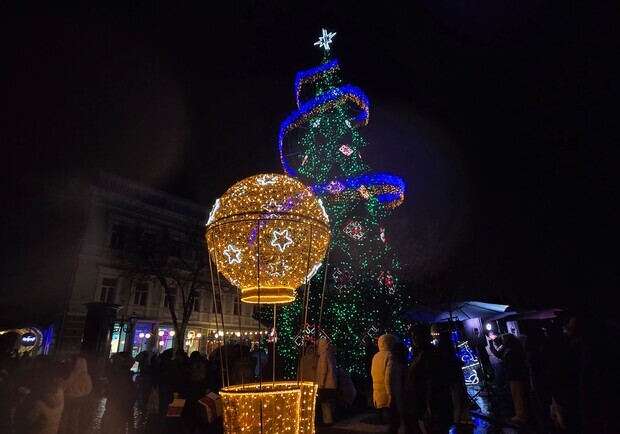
260, 29, 408, 377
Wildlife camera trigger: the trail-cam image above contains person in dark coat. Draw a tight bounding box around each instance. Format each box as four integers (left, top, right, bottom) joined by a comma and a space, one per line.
180, 351, 213, 434
499, 333, 530, 425
404, 323, 453, 434
101, 352, 138, 434
436, 331, 472, 426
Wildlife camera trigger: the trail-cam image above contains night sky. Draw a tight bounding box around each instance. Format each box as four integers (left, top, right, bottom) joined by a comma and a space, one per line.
1, 1, 618, 323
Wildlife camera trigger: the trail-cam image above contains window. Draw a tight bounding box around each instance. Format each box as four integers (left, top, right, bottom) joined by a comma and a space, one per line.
109, 225, 127, 250
233, 296, 240, 316
164, 287, 176, 309
142, 231, 158, 250
169, 239, 182, 258
133, 283, 148, 306
99, 278, 117, 303
212, 293, 222, 314
193, 293, 201, 312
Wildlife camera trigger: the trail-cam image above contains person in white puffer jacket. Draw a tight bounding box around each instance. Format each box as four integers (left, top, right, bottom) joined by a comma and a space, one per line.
316, 337, 338, 426
371, 333, 402, 431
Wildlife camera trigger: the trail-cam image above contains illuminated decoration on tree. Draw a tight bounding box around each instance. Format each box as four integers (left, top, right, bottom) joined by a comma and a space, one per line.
325, 180, 345, 194
339, 144, 354, 156
332, 267, 355, 294
293, 323, 332, 347
360, 323, 381, 345
344, 220, 365, 241
256, 29, 409, 377
311, 173, 405, 209
358, 185, 369, 200
313, 28, 337, 51
205, 173, 330, 304
378, 270, 397, 296
379, 227, 386, 243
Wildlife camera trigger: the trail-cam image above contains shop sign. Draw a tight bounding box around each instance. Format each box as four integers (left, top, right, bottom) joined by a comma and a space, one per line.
20, 333, 37, 346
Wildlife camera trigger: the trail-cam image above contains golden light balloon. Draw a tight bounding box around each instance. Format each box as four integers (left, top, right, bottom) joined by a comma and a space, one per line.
205, 173, 330, 304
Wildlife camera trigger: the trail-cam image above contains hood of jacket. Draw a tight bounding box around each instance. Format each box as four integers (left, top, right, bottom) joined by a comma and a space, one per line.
63, 357, 92, 398
317, 338, 331, 354
377, 334, 397, 352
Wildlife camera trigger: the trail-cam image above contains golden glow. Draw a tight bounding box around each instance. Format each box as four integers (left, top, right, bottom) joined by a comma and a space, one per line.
206, 174, 330, 304
219, 381, 318, 434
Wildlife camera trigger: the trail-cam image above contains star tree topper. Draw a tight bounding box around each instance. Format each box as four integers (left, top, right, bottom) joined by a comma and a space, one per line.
314, 28, 336, 51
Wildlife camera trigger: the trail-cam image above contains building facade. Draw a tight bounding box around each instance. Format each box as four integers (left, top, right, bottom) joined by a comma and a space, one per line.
57, 171, 263, 360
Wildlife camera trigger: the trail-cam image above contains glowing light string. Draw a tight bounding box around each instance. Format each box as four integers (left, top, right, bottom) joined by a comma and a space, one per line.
295, 59, 340, 106
311, 172, 406, 208
279, 84, 370, 177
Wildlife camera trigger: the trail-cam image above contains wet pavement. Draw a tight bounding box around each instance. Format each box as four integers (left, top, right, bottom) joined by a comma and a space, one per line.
315, 384, 537, 434
90, 383, 538, 434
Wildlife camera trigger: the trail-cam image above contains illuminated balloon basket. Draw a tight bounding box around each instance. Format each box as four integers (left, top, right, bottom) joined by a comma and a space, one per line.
219, 382, 318, 434
205, 173, 331, 434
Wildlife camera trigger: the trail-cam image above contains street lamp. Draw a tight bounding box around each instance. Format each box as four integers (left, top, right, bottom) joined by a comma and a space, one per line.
138, 332, 151, 352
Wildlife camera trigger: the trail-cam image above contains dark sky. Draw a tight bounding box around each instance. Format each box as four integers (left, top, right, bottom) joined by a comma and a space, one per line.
1, 1, 618, 321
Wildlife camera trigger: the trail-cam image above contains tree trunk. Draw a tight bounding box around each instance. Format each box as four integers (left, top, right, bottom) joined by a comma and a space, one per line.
176, 325, 186, 352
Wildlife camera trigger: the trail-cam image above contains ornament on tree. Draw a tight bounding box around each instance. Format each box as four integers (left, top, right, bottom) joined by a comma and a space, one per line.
377, 270, 397, 296
360, 323, 381, 345
332, 267, 355, 294
379, 227, 387, 243
339, 144, 354, 156
293, 323, 332, 347
344, 220, 365, 240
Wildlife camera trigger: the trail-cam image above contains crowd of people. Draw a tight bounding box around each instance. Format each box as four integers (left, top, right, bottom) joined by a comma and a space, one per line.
0, 352, 95, 434
367, 306, 618, 434
370, 324, 472, 434
0, 339, 348, 434
0, 347, 226, 434
1, 306, 616, 434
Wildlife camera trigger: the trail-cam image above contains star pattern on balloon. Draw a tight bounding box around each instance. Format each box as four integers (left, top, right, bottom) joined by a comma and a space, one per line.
256, 174, 277, 186
317, 198, 329, 222
314, 28, 336, 51
231, 185, 247, 197
264, 198, 284, 213
223, 244, 242, 264
207, 199, 220, 225
271, 229, 293, 252
268, 260, 291, 277
305, 263, 322, 281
